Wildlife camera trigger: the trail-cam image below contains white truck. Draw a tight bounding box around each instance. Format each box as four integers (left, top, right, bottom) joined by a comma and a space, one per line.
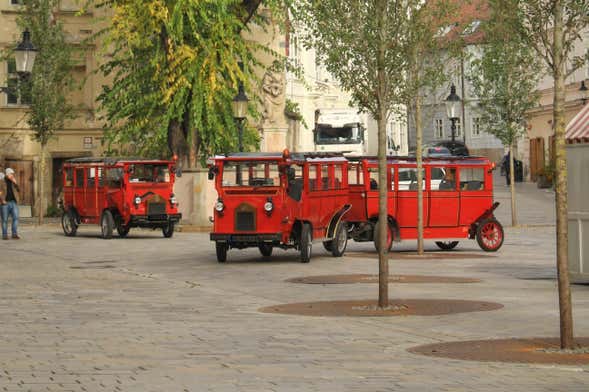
313, 109, 366, 155
313, 108, 401, 155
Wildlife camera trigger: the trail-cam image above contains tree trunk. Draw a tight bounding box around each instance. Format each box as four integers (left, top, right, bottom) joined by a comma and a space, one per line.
509, 143, 517, 227
37, 145, 46, 226
377, 111, 389, 308
552, 0, 574, 349
415, 94, 424, 255
376, 0, 388, 309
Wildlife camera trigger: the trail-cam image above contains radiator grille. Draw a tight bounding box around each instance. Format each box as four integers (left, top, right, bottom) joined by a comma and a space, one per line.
147, 202, 166, 216
235, 211, 255, 231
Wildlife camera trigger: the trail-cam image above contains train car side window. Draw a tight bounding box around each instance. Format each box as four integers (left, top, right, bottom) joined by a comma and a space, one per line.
460, 168, 485, 190
75, 168, 84, 188
368, 167, 379, 189
65, 167, 73, 186
308, 164, 319, 191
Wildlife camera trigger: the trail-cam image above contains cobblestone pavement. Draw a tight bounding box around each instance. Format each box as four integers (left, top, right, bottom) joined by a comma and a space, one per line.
2, 181, 588, 391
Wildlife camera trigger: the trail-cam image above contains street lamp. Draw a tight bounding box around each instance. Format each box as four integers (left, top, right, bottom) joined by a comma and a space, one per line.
1, 30, 38, 95
14, 30, 38, 74
445, 84, 461, 144
232, 68, 249, 153
579, 80, 588, 106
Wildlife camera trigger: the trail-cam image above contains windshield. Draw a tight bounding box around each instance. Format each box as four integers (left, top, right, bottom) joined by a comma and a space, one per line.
315, 124, 363, 145
222, 161, 280, 187
129, 164, 170, 183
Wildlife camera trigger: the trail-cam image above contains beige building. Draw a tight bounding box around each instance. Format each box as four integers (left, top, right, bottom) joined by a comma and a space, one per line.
522, 28, 589, 182
0, 1, 110, 217
0, 3, 290, 225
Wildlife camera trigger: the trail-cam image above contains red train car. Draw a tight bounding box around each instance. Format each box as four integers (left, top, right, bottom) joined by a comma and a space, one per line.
61, 158, 181, 239
346, 156, 504, 252
208, 151, 351, 263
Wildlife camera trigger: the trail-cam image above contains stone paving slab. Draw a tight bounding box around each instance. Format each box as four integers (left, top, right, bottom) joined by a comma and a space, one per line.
1, 181, 587, 391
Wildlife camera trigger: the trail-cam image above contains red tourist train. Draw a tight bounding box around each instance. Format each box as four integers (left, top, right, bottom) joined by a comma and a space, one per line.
61, 158, 181, 239
346, 156, 503, 252
208, 152, 351, 263
209, 152, 504, 260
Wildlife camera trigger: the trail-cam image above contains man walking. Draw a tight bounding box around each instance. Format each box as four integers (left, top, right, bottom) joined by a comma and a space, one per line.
2, 168, 20, 240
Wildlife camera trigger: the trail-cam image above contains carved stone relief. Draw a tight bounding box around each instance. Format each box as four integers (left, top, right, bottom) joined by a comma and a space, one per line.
261, 69, 285, 125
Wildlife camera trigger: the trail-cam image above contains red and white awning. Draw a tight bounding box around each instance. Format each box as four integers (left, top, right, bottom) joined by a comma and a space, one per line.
566, 104, 589, 143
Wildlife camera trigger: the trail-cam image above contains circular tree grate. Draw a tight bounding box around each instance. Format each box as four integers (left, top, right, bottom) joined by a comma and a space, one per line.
408, 338, 589, 365
345, 251, 497, 260
285, 274, 481, 284
259, 299, 502, 317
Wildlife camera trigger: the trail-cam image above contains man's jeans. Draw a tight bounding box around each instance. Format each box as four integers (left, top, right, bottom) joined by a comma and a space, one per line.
1, 201, 19, 237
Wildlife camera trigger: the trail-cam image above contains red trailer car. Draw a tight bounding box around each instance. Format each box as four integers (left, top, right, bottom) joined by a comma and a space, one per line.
208, 151, 351, 263
60, 157, 181, 239
346, 156, 504, 252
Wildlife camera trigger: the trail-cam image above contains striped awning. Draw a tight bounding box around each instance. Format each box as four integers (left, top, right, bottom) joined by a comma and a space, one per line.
566, 104, 589, 143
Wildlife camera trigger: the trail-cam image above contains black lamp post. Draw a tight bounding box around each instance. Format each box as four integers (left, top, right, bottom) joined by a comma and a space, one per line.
445, 84, 461, 144
1, 30, 38, 94
231, 70, 249, 153
580, 80, 588, 106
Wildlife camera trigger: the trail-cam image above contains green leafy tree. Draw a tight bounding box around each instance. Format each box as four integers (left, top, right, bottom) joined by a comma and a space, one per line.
468, 0, 541, 227
95, 0, 287, 166
403, 1, 457, 256
294, 0, 454, 307
16, 0, 76, 225
503, 0, 589, 349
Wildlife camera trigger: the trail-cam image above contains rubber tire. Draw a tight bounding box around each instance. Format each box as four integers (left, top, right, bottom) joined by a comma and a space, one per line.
259, 243, 273, 257
322, 241, 332, 252
117, 225, 130, 238
61, 210, 78, 237
435, 241, 459, 250
300, 223, 312, 263
100, 210, 114, 239
373, 221, 393, 252
216, 242, 228, 263
476, 218, 504, 252
331, 223, 348, 257
162, 222, 174, 238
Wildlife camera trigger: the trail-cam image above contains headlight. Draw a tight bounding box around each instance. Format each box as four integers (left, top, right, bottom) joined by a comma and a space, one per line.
215, 201, 224, 212
134, 196, 141, 205
264, 201, 274, 212
170, 195, 177, 205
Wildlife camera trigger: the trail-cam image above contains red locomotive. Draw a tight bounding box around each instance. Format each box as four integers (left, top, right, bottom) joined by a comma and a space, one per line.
346, 156, 504, 252
61, 158, 181, 239
208, 151, 351, 262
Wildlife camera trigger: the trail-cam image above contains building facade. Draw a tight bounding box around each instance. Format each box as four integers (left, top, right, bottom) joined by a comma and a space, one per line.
523, 27, 589, 182
407, 0, 504, 163
285, 25, 408, 156
0, 0, 110, 217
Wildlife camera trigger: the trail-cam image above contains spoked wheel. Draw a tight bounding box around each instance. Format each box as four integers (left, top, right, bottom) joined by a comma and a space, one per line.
373, 221, 393, 252
61, 210, 78, 237
259, 243, 273, 257
331, 223, 348, 257
435, 241, 459, 251
162, 222, 175, 238
117, 224, 130, 238
100, 210, 114, 239
476, 218, 504, 252
216, 241, 228, 263
300, 223, 312, 263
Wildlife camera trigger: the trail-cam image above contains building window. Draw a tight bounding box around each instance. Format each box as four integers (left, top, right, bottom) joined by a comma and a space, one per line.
5, 59, 31, 105
10, 0, 23, 5
454, 118, 462, 138
434, 119, 444, 139
472, 117, 481, 137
